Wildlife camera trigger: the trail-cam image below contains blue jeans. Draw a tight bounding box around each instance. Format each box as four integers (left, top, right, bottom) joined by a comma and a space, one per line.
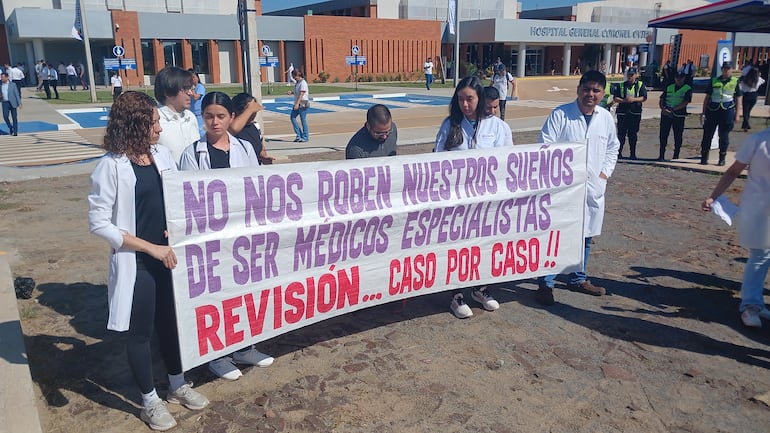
290, 106, 309, 141
739, 248, 770, 312
539, 237, 592, 288
425, 74, 433, 89
2, 101, 18, 135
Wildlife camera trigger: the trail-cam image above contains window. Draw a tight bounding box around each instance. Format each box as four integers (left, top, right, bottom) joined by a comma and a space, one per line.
162, 41, 182, 68
190, 41, 210, 75
141, 40, 155, 75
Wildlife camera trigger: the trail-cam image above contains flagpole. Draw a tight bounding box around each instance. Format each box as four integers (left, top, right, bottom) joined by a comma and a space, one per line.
453, 0, 460, 87
78, 0, 98, 103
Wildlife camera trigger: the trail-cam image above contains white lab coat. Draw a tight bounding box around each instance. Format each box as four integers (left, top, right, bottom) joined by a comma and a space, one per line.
540, 100, 620, 237
434, 115, 513, 151
179, 132, 259, 170
88, 145, 177, 331
157, 105, 201, 165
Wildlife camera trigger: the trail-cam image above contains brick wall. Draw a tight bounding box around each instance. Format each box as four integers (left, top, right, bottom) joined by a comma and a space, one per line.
659, 29, 724, 74
302, 15, 442, 83
110, 10, 143, 85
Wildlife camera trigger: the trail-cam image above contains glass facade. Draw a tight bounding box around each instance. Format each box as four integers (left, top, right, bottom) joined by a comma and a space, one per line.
190, 40, 210, 74
141, 40, 155, 75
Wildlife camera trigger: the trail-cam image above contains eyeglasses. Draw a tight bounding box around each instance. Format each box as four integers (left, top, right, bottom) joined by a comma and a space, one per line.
370, 129, 392, 138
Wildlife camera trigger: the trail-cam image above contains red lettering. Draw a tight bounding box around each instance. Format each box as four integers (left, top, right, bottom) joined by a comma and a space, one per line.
222, 297, 244, 347
244, 291, 269, 337
195, 304, 223, 356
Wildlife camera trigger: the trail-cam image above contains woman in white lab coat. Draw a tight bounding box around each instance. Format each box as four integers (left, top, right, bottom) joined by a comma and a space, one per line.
88, 91, 209, 431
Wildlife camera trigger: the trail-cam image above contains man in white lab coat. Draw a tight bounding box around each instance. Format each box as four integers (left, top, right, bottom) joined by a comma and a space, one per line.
535, 70, 620, 306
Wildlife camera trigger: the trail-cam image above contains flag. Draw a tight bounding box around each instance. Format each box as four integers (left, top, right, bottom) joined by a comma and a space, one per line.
71, 0, 83, 41
447, 0, 456, 35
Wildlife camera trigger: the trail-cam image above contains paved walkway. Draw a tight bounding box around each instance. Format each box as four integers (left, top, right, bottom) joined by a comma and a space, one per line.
0, 80, 768, 182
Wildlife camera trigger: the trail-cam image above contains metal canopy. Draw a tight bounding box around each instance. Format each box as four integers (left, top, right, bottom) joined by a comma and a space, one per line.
648, 0, 770, 33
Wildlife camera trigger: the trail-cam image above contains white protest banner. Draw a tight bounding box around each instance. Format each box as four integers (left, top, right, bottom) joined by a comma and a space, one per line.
163, 142, 588, 370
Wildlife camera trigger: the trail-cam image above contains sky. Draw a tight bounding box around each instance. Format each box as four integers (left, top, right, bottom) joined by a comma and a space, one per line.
261, 0, 598, 14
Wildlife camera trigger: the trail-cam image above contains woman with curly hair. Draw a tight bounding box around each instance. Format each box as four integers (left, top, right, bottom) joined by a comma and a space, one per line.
434, 76, 513, 319
88, 91, 209, 431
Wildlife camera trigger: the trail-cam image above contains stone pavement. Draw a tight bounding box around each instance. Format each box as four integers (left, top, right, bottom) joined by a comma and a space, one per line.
0, 77, 767, 431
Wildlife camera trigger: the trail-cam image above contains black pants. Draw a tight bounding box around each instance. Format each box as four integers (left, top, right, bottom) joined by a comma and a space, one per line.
43, 80, 59, 99
112, 86, 123, 101
700, 106, 735, 162
659, 114, 685, 159
499, 99, 507, 121
126, 256, 182, 394
741, 91, 758, 130
617, 113, 641, 158
2, 101, 18, 135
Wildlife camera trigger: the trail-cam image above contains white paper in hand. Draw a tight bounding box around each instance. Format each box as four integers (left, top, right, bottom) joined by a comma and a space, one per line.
711, 195, 738, 226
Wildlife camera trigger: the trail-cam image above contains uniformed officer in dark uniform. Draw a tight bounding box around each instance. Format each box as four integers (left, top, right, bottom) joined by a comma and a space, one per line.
699, 61, 743, 166
658, 71, 692, 160
612, 67, 647, 160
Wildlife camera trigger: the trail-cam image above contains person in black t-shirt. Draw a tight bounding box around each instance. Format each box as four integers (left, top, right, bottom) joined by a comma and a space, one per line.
231, 92, 275, 165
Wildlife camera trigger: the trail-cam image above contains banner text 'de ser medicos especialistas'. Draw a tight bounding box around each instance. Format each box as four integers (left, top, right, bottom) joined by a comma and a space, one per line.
163, 142, 588, 370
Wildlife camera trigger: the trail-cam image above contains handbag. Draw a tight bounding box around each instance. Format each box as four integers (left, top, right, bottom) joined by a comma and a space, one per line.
299, 99, 310, 109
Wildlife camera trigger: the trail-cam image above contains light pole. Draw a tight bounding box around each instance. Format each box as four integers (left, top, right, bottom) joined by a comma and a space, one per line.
648, 3, 662, 77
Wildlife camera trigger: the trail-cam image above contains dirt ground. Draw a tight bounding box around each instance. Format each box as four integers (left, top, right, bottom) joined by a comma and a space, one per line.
3, 117, 770, 433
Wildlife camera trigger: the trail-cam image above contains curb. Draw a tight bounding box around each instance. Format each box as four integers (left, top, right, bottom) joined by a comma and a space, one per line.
0, 253, 44, 433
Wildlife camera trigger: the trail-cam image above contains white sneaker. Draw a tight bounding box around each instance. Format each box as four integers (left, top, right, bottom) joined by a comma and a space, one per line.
741, 306, 762, 328
166, 383, 210, 410
140, 400, 177, 431
450, 293, 473, 319
232, 346, 274, 367
471, 287, 500, 311
208, 357, 242, 381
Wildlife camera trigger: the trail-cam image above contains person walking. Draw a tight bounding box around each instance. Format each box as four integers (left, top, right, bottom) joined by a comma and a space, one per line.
658, 71, 692, 160
434, 76, 513, 318
286, 62, 296, 85
490, 65, 516, 120
288, 69, 309, 142
346, 104, 398, 159
612, 67, 647, 160
739, 67, 765, 132
702, 126, 770, 328
1, 72, 21, 136
423, 57, 434, 90
110, 71, 123, 102
535, 71, 620, 305
699, 61, 742, 166
88, 91, 210, 431
66, 62, 78, 90
46, 63, 59, 99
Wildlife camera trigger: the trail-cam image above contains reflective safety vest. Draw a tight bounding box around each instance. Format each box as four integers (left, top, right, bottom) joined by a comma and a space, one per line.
663, 83, 691, 116
709, 76, 739, 108
600, 81, 614, 108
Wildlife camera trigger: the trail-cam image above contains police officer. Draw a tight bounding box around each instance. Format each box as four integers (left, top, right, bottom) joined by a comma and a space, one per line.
613, 67, 647, 160
658, 71, 692, 161
699, 61, 742, 166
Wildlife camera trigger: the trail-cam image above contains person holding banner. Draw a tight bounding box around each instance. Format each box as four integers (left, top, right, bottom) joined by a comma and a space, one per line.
536, 70, 620, 306
88, 91, 210, 432
179, 92, 276, 381
702, 126, 770, 328
434, 76, 513, 318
